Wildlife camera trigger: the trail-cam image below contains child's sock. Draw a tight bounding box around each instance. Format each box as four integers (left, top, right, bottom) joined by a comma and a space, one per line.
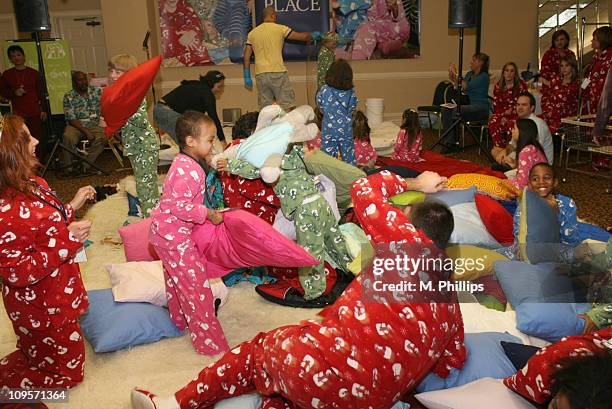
131, 388, 179, 409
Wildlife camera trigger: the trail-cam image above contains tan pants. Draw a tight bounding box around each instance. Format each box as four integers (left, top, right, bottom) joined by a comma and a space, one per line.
255, 71, 295, 111
62, 125, 106, 169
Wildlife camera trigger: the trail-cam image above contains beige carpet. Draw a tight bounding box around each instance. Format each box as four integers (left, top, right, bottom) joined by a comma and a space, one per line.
1, 178, 533, 409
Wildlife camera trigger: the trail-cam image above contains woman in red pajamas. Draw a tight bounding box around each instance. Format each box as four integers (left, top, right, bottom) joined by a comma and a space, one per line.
0, 115, 95, 390
540, 30, 575, 109
540, 55, 579, 134
488, 62, 527, 148
131, 170, 465, 409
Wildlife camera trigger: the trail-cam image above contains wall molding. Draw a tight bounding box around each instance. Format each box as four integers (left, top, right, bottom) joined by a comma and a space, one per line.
160, 70, 451, 89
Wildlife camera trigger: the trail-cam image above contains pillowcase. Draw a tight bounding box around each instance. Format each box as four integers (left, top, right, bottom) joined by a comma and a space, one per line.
426, 186, 476, 207
504, 329, 612, 404
474, 194, 514, 245
339, 223, 374, 275
118, 218, 159, 262
517, 188, 560, 264
107, 260, 166, 306
416, 377, 539, 409
416, 332, 521, 393
447, 173, 519, 201
214, 393, 262, 409
389, 191, 426, 206
80, 289, 183, 353
192, 209, 318, 278
445, 245, 508, 281
500, 341, 541, 371
101, 55, 162, 137
236, 122, 293, 168
449, 203, 501, 248
494, 260, 589, 342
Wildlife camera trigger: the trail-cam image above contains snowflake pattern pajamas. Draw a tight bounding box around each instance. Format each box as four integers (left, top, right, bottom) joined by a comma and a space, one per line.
317, 85, 358, 165
226, 145, 351, 299
150, 154, 229, 355
0, 177, 88, 389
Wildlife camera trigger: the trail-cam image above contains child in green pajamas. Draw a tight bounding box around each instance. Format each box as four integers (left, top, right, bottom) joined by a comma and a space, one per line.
108, 54, 160, 216
219, 143, 351, 301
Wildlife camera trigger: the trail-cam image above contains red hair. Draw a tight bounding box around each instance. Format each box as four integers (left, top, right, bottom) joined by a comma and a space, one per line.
0, 114, 40, 196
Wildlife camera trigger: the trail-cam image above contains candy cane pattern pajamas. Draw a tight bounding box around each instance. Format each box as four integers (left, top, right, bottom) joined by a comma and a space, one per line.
150, 153, 229, 356
0, 177, 88, 389
166, 170, 466, 409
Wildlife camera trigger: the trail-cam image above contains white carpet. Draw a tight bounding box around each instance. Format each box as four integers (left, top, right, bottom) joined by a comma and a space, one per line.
0, 177, 530, 408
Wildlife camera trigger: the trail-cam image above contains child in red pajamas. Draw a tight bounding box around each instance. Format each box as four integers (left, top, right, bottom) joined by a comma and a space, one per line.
0, 115, 95, 390
131, 170, 465, 409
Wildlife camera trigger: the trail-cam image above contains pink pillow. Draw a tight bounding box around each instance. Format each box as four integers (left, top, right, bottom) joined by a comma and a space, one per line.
118, 218, 159, 262
192, 209, 319, 278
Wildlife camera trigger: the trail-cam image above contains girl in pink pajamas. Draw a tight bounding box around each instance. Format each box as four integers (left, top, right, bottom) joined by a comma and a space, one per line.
149, 112, 228, 356
352, 0, 410, 60
131, 171, 466, 409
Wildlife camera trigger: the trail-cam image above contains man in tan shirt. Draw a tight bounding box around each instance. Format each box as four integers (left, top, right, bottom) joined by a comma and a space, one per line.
243, 6, 322, 110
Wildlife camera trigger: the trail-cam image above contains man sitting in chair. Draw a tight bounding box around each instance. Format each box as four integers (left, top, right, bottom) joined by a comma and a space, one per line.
61, 71, 106, 175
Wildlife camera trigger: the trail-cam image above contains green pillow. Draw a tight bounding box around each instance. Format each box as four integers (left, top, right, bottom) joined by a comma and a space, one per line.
389, 191, 426, 206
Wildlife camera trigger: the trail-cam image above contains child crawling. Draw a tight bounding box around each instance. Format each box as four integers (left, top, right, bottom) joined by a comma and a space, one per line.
149, 112, 228, 356
131, 170, 466, 409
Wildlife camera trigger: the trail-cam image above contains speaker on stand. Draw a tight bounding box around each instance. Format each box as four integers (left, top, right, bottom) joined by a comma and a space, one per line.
11, 0, 107, 176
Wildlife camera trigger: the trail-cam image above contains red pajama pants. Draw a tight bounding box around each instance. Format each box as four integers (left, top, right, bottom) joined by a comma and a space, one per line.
0, 319, 85, 389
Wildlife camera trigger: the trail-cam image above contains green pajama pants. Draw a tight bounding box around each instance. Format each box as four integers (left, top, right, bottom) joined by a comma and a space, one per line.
128, 150, 160, 217
295, 196, 352, 300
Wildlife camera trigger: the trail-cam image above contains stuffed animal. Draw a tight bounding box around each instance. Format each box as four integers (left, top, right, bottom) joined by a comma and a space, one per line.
213, 105, 318, 183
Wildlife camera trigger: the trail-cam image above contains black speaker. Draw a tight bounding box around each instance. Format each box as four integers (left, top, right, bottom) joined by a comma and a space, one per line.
448, 0, 478, 28
13, 0, 51, 32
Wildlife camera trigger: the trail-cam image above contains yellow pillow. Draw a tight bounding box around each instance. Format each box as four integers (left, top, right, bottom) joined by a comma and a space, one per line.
446, 244, 508, 281
447, 173, 519, 201
347, 245, 375, 275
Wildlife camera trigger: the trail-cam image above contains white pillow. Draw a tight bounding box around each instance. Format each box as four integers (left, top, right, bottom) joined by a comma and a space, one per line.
415, 378, 538, 409
107, 261, 167, 307
213, 393, 261, 409
107, 262, 230, 309
449, 202, 501, 248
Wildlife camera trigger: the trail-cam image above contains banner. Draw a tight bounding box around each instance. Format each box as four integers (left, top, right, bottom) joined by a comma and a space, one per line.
2, 39, 73, 115
157, 0, 420, 67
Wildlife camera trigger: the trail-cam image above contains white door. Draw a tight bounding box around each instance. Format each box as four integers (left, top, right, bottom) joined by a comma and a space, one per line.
56, 15, 108, 77
0, 14, 18, 72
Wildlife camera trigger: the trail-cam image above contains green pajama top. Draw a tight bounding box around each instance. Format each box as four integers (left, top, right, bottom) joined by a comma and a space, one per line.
120, 99, 160, 156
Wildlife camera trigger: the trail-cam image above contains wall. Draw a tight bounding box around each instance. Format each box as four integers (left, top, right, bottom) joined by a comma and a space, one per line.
99, 0, 539, 118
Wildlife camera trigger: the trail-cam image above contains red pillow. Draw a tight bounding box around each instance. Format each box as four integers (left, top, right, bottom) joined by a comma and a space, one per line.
503, 328, 612, 404
474, 194, 514, 245
101, 55, 162, 137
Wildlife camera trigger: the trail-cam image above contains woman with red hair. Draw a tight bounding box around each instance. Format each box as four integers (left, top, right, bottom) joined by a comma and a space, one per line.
0, 114, 95, 389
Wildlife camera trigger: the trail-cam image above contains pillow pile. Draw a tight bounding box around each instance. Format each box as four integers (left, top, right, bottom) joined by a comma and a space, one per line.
445, 245, 508, 281
426, 186, 476, 207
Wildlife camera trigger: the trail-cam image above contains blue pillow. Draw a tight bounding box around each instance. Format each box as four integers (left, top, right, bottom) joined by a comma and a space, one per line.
416, 332, 520, 393
517, 188, 560, 264
500, 341, 541, 371
127, 192, 141, 217
578, 222, 611, 243
494, 260, 589, 342
427, 186, 477, 207
80, 289, 183, 353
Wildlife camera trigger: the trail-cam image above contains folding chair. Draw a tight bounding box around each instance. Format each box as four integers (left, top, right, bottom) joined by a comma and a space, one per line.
417, 81, 454, 138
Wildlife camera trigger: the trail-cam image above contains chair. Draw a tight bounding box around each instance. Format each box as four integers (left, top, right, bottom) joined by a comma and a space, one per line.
106, 133, 124, 167
460, 96, 494, 155
417, 81, 454, 138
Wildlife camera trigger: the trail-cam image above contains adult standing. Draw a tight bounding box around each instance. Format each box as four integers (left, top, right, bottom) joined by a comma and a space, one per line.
61, 71, 106, 175
243, 6, 322, 110
154, 70, 226, 142
441, 52, 491, 151
0, 114, 94, 389
0, 45, 47, 161
584, 26, 612, 115
540, 30, 576, 95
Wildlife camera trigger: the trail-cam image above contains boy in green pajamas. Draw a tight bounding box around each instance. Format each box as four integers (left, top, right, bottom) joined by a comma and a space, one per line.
108, 54, 160, 216
219, 143, 352, 303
